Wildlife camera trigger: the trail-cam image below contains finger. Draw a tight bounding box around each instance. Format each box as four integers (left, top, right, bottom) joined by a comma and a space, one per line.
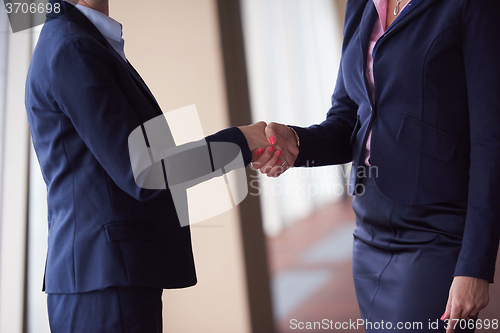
251, 147, 265, 164
447, 308, 464, 333
251, 146, 275, 169
251, 146, 277, 172
265, 124, 299, 172
463, 304, 477, 321
266, 122, 291, 146
269, 127, 298, 166
442, 295, 452, 333
266, 141, 297, 178
442, 306, 451, 321
442, 289, 454, 321
261, 151, 282, 177
278, 158, 291, 173
267, 162, 288, 178
265, 122, 279, 145
259, 148, 281, 176
267, 154, 289, 177
468, 312, 479, 320
454, 300, 475, 322
464, 302, 483, 321
276, 150, 294, 176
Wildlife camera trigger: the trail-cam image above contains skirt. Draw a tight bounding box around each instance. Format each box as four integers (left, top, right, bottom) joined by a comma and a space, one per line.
352, 175, 474, 332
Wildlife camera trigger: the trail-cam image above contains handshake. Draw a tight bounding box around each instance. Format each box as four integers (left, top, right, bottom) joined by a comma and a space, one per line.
238, 121, 300, 178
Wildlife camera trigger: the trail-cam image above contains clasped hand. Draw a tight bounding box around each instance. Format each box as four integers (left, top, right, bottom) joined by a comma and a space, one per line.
238, 121, 299, 177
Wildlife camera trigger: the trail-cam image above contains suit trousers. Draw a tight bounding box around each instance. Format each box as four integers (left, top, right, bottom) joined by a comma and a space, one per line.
352, 175, 474, 333
47, 286, 163, 333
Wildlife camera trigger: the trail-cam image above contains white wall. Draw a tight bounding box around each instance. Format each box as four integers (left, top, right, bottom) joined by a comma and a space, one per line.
0, 7, 33, 333
240, 0, 347, 236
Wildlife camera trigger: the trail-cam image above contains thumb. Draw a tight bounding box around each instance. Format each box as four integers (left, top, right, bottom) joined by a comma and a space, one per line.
265, 122, 284, 145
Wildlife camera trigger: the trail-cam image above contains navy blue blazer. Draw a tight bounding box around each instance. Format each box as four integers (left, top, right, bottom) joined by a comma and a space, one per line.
292, 0, 500, 282
25, 0, 251, 293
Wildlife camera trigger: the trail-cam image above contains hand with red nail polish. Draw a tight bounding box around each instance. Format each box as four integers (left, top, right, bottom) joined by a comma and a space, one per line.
441, 276, 489, 333
243, 121, 299, 177
239, 121, 278, 167
255, 122, 299, 177
251, 145, 282, 172
238, 121, 268, 152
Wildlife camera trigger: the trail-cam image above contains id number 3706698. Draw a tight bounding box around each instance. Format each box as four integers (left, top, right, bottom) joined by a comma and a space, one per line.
5, 2, 61, 14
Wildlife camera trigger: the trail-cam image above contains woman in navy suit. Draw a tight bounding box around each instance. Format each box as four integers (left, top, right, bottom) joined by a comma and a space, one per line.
253, 0, 500, 332
25, 0, 271, 331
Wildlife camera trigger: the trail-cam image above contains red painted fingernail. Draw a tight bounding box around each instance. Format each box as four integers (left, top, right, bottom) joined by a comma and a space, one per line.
440, 313, 445, 321
270, 136, 276, 145
277, 159, 281, 165
269, 146, 274, 153
276, 150, 282, 157
256, 148, 263, 156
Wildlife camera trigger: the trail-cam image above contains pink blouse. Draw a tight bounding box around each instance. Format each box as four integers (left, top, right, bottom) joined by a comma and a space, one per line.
365, 0, 411, 165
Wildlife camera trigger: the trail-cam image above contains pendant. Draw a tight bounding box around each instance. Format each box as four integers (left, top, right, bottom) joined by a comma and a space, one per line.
394, 0, 402, 16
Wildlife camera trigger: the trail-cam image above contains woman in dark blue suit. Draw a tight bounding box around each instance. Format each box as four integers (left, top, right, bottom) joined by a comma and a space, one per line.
25, 0, 272, 331
253, 0, 500, 332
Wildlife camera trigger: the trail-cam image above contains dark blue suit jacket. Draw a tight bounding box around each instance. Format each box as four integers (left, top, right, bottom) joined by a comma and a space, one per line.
292, 0, 500, 282
25, 0, 251, 293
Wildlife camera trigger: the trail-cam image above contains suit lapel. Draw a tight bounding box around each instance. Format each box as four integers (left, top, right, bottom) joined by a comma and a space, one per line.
358, 1, 378, 103
359, 1, 378, 71
389, 0, 426, 28
374, 0, 439, 55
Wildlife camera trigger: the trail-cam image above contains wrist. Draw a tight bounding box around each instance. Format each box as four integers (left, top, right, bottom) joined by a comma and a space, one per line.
288, 126, 300, 148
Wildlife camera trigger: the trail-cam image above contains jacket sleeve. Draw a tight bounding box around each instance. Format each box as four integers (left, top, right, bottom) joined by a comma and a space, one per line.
453, 0, 500, 283
51, 37, 250, 202
291, 61, 359, 167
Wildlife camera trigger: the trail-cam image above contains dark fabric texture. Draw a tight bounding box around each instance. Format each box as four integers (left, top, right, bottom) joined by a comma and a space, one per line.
353, 176, 475, 333
47, 286, 163, 333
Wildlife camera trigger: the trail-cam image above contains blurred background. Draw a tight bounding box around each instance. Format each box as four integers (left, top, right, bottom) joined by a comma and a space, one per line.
0, 0, 499, 332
